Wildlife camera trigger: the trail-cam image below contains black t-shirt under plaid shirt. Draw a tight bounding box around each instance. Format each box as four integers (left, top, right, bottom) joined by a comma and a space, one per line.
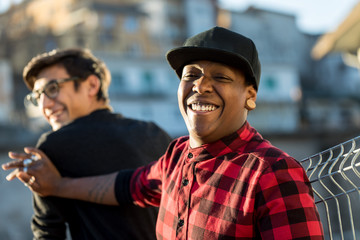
117, 122, 324, 239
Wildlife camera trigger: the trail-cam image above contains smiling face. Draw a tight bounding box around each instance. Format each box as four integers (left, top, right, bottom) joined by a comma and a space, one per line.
178, 60, 257, 148
33, 65, 95, 131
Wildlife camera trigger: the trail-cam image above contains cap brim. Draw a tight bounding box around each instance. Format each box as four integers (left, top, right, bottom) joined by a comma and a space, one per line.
166, 46, 256, 81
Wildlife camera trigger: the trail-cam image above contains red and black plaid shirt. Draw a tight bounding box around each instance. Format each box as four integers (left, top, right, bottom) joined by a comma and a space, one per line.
130, 122, 324, 239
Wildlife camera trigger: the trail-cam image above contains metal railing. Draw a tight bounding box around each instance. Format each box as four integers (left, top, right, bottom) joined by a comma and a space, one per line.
300, 136, 360, 240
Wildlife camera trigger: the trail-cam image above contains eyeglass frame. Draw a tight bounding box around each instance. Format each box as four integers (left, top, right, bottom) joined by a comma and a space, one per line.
25, 76, 81, 107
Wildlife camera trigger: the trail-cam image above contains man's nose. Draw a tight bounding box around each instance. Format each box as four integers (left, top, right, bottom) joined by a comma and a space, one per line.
192, 76, 213, 94
39, 94, 55, 108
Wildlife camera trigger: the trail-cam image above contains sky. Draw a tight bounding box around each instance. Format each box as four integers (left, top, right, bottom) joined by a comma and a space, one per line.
219, 0, 359, 34
0, 0, 22, 12
1, 0, 359, 34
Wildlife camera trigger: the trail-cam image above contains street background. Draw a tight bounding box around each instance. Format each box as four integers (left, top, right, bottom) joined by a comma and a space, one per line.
1, 0, 360, 239
0, 153, 33, 240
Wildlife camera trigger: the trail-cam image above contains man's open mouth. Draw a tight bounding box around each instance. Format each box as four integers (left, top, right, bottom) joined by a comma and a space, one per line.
189, 102, 219, 112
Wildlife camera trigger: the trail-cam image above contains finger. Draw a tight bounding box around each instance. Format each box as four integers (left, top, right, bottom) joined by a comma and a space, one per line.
23, 176, 35, 188
31, 154, 40, 161
2, 159, 25, 170
18, 173, 39, 192
29, 181, 40, 192
22, 164, 36, 176
17, 171, 35, 185
25, 148, 51, 167
28, 176, 36, 185
24, 147, 43, 159
5, 169, 20, 181
23, 159, 33, 168
8, 151, 32, 160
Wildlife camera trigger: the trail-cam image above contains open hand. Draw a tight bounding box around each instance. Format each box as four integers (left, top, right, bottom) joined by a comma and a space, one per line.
2, 147, 62, 196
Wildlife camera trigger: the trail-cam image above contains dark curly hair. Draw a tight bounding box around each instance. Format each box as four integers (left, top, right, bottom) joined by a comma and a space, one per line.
23, 48, 111, 103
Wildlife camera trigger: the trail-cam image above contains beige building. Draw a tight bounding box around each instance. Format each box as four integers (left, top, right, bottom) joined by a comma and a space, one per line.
312, 1, 360, 68
0, 60, 13, 123
0, 0, 217, 137
0, 0, 165, 73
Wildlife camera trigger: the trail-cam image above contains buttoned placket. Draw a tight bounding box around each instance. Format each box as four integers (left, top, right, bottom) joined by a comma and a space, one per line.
176, 150, 196, 239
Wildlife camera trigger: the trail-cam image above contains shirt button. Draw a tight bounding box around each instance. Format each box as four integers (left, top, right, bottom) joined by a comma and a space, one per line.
188, 153, 193, 158
182, 179, 189, 186
178, 219, 184, 227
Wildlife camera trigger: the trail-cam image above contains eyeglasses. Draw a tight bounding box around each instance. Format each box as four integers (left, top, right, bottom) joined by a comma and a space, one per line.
25, 77, 80, 106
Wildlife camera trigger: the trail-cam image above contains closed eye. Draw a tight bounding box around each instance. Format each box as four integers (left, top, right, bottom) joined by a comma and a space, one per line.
213, 75, 232, 82
181, 73, 201, 81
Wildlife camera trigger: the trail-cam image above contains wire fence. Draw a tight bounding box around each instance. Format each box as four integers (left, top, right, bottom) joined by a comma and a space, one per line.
300, 136, 360, 240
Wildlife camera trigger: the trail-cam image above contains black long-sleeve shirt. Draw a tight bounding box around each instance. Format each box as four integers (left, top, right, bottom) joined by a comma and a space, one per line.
32, 109, 172, 240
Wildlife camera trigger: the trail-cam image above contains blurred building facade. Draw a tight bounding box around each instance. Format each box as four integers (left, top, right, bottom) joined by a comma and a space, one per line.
0, 60, 13, 123
310, 1, 360, 134
0, 0, 360, 159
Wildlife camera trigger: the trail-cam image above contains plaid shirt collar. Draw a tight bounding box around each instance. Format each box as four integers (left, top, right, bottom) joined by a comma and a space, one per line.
187, 121, 259, 162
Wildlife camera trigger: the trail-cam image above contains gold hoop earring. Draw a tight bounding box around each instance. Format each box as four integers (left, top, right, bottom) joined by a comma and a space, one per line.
245, 99, 256, 110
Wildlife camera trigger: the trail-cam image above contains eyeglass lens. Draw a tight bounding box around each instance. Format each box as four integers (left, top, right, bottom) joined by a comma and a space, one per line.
32, 81, 59, 106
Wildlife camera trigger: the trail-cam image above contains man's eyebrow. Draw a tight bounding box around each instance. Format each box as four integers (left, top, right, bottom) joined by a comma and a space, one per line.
183, 65, 200, 71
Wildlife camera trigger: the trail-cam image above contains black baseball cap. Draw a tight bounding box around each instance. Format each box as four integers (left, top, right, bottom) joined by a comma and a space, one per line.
166, 26, 261, 90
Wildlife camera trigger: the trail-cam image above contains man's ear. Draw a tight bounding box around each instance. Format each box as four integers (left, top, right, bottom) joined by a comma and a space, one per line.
86, 75, 101, 97
245, 86, 257, 111
246, 86, 257, 101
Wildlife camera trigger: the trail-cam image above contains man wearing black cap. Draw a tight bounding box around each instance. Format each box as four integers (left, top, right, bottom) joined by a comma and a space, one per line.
3, 27, 324, 239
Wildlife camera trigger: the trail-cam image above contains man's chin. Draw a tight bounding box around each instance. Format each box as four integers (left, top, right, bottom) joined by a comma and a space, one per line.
50, 121, 65, 131
188, 124, 216, 139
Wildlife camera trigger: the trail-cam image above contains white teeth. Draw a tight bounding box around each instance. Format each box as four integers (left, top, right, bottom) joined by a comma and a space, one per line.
191, 103, 217, 112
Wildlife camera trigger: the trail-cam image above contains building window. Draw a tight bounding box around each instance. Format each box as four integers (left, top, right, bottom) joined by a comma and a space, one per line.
109, 72, 126, 94
142, 71, 154, 94
100, 31, 114, 45
264, 76, 277, 90
102, 14, 115, 30
124, 16, 139, 33
126, 43, 142, 57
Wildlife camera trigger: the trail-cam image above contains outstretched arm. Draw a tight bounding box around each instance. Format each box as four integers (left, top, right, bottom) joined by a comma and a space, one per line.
2, 147, 119, 205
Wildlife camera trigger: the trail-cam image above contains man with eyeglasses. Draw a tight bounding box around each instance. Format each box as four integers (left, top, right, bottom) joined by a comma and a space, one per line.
5, 48, 171, 239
